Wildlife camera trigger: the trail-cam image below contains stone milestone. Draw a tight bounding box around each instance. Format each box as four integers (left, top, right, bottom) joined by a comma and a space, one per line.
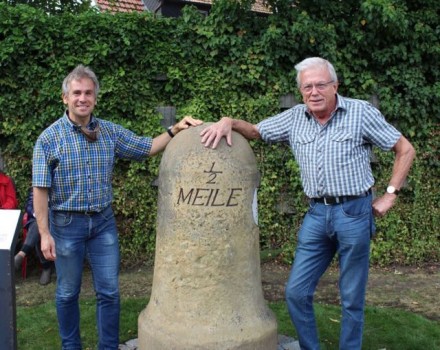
138, 124, 278, 349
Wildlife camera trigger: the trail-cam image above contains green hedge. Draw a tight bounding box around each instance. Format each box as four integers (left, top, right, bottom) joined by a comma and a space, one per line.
1, 1, 438, 265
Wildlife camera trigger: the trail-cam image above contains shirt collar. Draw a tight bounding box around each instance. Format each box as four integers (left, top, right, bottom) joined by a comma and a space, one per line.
335, 94, 347, 112
63, 111, 98, 130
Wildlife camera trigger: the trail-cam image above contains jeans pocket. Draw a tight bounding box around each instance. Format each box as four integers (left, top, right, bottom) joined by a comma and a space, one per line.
51, 211, 73, 227
307, 200, 318, 215
340, 196, 371, 218
99, 205, 114, 221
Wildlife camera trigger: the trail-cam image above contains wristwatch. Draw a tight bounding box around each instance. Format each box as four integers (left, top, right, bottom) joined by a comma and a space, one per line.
167, 126, 175, 138
386, 185, 400, 195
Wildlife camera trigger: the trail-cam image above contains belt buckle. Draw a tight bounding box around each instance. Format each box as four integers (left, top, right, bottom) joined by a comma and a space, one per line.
323, 196, 342, 205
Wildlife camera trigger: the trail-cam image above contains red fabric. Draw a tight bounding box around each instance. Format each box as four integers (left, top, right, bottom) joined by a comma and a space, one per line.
0, 173, 18, 209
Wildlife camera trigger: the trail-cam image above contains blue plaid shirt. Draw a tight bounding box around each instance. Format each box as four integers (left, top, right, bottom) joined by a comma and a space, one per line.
258, 95, 401, 198
33, 113, 152, 212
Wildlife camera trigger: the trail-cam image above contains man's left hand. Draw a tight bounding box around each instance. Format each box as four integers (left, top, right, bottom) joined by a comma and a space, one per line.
172, 116, 203, 135
372, 193, 397, 217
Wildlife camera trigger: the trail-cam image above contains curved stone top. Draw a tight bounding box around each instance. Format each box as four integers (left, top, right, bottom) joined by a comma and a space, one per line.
160, 123, 259, 188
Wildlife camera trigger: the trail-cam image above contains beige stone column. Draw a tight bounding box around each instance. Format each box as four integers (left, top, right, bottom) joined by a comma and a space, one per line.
138, 124, 278, 350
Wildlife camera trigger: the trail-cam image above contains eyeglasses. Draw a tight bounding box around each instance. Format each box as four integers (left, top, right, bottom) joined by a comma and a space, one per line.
301, 80, 334, 93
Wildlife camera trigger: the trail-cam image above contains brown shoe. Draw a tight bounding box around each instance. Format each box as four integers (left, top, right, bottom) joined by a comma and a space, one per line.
39, 267, 52, 285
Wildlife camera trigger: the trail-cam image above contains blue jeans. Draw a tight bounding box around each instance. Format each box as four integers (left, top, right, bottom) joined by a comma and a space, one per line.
50, 206, 120, 350
285, 194, 375, 350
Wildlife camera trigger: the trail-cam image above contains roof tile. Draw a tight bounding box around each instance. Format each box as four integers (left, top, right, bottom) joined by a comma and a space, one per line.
97, 0, 145, 13
97, 0, 270, 14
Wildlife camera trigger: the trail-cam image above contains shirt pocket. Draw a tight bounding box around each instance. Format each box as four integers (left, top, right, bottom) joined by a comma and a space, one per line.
330, 129, 353, 142
330, 130, 353, 164
294, 133, 316, 164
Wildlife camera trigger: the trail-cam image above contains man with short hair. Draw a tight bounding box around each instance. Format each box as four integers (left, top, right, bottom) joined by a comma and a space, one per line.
33, 64, 202, 349
200, 57, 415, 350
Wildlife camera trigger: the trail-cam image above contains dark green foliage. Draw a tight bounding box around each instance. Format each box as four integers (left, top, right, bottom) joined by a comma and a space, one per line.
0, 0, 438, 265
3, 0, 92, 15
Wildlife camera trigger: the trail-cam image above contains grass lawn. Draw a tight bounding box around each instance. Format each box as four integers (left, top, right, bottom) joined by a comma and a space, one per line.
17, 298, 440, 350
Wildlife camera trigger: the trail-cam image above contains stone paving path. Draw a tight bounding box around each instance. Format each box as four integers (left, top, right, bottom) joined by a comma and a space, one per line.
119, 335, 300, 350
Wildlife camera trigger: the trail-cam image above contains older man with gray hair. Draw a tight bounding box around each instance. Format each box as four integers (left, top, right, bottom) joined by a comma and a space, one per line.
200, 57, 415, 350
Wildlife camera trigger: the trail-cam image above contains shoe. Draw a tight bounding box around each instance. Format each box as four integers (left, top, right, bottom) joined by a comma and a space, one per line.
39, 267, 52, 285
14, 253, 24, 271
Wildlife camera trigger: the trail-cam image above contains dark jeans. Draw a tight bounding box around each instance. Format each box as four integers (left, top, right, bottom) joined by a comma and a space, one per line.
22, 220, 53, 270
50, 205, 120, 350
285, 193, 375, 350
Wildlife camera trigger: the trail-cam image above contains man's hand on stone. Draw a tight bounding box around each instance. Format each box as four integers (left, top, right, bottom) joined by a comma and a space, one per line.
200, 117, 233, 149
174, 116, 203, 135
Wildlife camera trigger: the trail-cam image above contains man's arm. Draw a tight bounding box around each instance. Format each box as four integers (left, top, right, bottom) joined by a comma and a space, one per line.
372, 135, 416, 217
33, 186, 56, 260
200, 117, 261, 149
149, 116, 203, 156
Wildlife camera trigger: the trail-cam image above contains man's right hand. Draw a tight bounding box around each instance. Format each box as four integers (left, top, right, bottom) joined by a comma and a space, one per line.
40, 233, 56, 261
200, 117, 233, 149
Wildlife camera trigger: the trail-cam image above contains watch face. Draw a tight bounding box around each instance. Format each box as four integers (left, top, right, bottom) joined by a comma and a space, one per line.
387, 186, 396, 194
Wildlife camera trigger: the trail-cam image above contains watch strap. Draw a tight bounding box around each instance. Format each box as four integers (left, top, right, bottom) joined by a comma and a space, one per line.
167, 126, 175, 138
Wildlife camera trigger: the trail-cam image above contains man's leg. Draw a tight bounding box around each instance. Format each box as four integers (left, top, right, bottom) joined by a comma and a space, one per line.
87, 206, 120, 350
21, 221, 41, 253
51, 211, 87, 350
335, 196, 373, 350
14, 221, 40, 269
285, 203, 336, 350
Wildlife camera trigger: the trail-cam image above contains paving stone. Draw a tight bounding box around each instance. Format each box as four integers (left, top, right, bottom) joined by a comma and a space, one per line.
277, 334, 301, 350
119, 335, 299, 350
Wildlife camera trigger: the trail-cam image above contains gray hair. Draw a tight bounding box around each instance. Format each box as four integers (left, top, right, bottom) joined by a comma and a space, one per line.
62, 64, 100, 97
294, 57, 338, 88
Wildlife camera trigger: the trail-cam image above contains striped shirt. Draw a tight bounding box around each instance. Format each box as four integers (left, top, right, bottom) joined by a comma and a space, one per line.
33, 113, 152, 212
257, 95, 401, 198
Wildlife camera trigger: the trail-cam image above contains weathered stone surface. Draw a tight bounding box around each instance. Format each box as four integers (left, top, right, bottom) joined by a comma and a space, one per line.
138, 124, 278, 349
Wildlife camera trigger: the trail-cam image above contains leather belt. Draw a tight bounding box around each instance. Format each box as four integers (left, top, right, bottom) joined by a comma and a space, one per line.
311, 189, 371, 205
55, 210, 101, 215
